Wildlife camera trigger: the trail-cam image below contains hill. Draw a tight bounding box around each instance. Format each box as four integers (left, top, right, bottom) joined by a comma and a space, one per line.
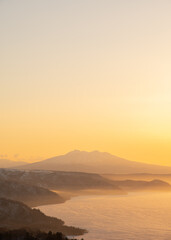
103, 173, 171, 184
114, 179, 171, 192
0, 198, 86, 235
17, 150, 171, 174
0, 178, 64, 207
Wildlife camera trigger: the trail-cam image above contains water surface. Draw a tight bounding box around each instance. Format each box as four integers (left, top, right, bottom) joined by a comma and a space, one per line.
38, 193, 171, 240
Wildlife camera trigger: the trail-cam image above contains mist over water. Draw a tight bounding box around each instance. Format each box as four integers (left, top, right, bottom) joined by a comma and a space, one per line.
38, 193, 171, 240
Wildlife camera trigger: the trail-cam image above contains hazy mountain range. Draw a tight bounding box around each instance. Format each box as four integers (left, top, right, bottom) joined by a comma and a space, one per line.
1, 168, 171, 195
14, 150, 171, 174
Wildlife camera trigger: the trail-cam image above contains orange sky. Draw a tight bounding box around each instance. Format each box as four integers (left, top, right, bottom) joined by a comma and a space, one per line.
1, 0, 171, 166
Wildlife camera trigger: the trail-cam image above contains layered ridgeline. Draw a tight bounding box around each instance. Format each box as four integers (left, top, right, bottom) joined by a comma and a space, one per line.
16, 150, 171, 174
1, 169, 171, 194
0, 168, 123, 193
0, 198, 86, 236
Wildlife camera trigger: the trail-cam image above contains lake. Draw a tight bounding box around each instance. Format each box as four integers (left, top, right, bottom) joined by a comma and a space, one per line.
38, 193, 171, 240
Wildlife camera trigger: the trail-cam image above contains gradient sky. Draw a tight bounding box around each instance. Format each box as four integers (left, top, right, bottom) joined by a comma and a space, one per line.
1, 0, 171, 165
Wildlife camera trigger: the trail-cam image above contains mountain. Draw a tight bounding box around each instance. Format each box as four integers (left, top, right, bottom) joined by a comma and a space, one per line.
17, 150, 171, 174
0, 198, 86, 235
0, 159, 27, 168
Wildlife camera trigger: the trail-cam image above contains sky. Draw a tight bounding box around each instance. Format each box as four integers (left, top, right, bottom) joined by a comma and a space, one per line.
1, 0, 171, 165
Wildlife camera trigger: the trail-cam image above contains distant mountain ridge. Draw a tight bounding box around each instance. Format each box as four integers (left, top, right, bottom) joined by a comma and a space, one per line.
16, 150, 171, 174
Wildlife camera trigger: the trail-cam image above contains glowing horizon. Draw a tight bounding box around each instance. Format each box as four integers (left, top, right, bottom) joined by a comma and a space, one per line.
1, 0, 171, 166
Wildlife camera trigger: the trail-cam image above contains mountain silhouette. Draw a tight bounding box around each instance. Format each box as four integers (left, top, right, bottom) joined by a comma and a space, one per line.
16, 150, 171, 174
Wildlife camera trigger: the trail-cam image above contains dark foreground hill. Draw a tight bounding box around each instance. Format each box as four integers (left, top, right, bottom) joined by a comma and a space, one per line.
0, 198, 86, 236
16, 150, 171, 174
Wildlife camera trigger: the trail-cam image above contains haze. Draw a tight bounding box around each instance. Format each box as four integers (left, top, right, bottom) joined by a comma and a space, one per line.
1, 0, 171, 165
